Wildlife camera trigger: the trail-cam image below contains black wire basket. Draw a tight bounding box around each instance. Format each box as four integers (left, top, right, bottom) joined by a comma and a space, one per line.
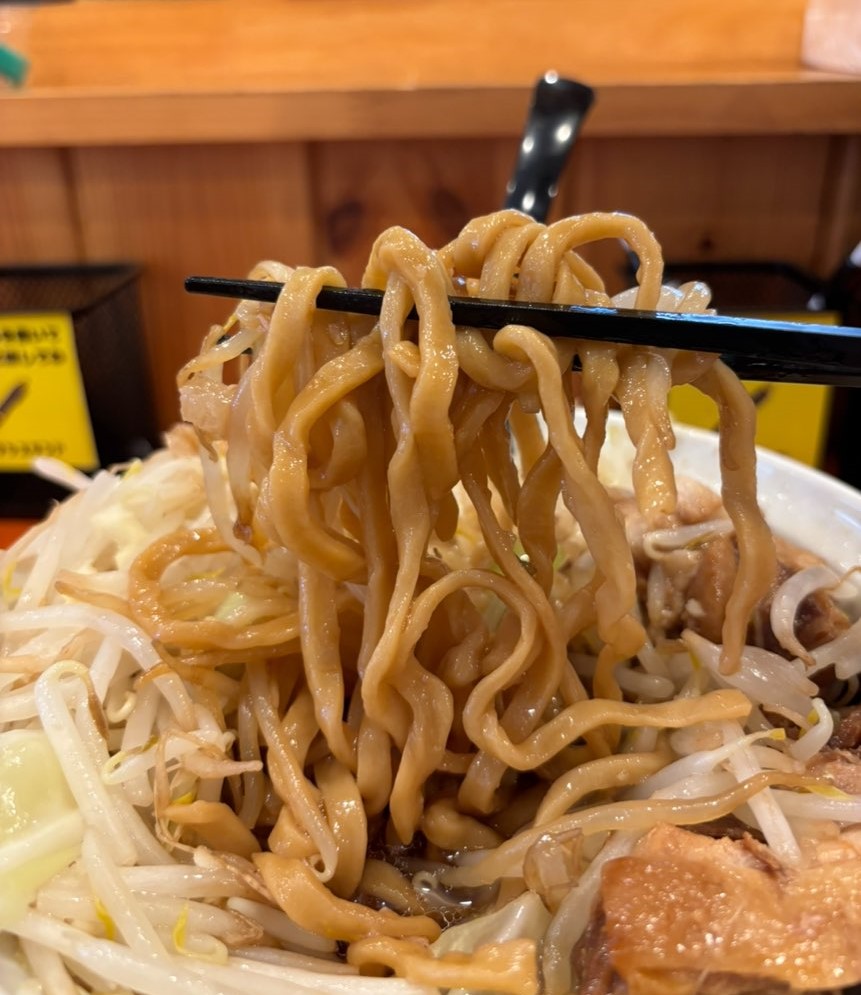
0, 263, 158, 518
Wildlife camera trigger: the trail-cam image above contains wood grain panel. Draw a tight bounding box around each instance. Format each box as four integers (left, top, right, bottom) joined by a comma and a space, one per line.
310, 138, 518, 283
0, 149, 79, 263
813, 135, 861, 277
72, 143, 315, 428
558, 135, 831, 293
313, 134, 833, 290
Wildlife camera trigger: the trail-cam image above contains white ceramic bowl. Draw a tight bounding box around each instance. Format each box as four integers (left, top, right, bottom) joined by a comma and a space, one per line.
599, 411, 861, 576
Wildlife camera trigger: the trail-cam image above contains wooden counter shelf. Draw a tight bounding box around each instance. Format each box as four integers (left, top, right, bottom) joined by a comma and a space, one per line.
2, 0, 861, 427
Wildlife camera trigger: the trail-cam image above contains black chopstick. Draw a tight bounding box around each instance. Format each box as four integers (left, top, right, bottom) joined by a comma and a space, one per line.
185, 276, 861, 387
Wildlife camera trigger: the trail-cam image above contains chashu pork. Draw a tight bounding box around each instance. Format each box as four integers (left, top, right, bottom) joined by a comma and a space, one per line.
615, 479, 850, 654
578, 823, 861, 995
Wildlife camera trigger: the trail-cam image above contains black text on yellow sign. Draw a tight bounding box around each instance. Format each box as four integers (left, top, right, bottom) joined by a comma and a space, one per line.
0, 312, 98, 473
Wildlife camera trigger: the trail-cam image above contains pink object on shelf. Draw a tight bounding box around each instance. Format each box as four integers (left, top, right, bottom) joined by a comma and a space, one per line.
802, 0, 861, 75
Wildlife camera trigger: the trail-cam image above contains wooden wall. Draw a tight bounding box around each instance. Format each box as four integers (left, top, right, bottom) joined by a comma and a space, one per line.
2, 134, 859, 428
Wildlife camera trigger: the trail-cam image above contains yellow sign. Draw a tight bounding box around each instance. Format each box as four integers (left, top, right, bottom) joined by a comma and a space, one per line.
0, 312, 98, 472
668, 312, 836, 468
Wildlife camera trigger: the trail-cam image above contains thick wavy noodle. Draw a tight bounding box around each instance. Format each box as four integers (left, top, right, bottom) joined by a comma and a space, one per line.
2, 209, 860, 995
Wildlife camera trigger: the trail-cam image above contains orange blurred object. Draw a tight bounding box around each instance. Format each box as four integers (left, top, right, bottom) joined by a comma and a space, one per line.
0, 519, 34, 548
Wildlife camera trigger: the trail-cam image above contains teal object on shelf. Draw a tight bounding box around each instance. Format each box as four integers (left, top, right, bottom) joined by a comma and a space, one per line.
0, 43, 27, 86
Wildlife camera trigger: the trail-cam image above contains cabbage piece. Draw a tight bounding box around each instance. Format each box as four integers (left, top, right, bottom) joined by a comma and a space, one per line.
0, 730, 82, 926
431, 892, 550, 995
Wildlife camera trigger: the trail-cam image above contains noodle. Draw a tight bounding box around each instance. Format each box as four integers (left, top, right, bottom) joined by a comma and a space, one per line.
1, 208, 860, 995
